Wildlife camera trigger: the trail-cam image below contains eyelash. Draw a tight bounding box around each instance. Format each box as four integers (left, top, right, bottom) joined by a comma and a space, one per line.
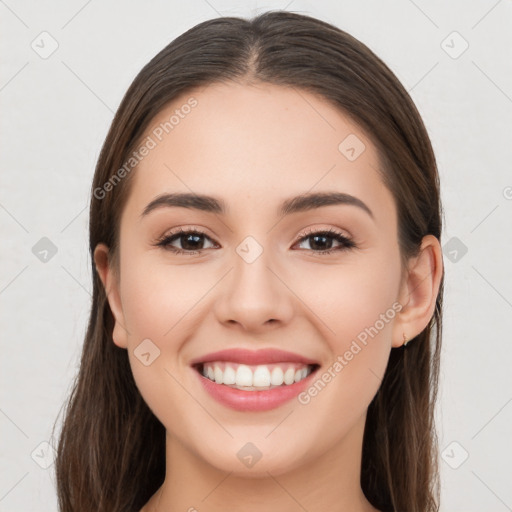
154, 226, 356, 256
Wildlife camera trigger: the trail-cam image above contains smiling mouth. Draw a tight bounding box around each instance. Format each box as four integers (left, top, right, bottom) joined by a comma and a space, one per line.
193, 362, 320, 391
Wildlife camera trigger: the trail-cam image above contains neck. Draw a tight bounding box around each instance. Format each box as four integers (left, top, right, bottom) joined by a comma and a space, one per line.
146, 413, 379, 512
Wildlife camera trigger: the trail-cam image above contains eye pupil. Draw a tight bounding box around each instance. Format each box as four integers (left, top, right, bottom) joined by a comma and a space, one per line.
181, 234, 203, 250
310, 235, 332, 251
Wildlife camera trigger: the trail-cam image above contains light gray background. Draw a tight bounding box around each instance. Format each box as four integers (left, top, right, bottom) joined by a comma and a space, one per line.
1, 1, 511, 511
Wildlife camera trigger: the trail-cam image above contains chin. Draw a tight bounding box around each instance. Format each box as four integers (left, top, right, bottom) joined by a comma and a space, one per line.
192, 438, 309, 478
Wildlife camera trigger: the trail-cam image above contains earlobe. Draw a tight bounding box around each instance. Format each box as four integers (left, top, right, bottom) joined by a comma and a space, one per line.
392, 235, 443, 348
93, 243, 129, 349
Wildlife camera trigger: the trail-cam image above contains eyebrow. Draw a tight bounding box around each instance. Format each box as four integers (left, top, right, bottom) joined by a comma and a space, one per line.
139, 191, 374, 219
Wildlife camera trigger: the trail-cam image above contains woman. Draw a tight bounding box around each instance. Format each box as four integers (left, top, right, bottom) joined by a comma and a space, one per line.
52, 10, 444, 512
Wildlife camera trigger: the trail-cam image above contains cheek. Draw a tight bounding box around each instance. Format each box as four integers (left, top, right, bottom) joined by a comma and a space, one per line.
120, 254, 211, 342
118, 258, 210, 422
299, 249, 401, 401
300, 250, 401, 344
294, 263, 400, 437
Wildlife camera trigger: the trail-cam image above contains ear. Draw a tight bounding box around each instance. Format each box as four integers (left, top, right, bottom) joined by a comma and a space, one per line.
93, 243, 128, 349
392, 234, 443, 348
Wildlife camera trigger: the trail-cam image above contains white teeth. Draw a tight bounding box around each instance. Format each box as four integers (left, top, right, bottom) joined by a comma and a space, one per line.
270, 367, 284, 386
222, 364, 236, 385
284, 367, 295, 385
252, 366, 271, 387
200, 361, 315, 389
214, 365, 223, 384
235, 365, 253, 386
295, 368, 308, 382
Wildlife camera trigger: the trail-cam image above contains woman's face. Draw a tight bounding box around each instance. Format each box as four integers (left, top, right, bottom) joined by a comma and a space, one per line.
99, 81, 408, 476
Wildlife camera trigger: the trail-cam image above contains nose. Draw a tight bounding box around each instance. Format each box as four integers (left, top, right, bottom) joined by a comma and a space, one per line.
213, 241, 294, 333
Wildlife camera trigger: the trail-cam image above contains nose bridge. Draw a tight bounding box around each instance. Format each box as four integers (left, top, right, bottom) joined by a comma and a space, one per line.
234, 235, 275, 292
214, 233, 293, 330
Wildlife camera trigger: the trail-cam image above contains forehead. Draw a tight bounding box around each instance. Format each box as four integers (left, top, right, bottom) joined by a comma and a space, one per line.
122, 81, 395, 225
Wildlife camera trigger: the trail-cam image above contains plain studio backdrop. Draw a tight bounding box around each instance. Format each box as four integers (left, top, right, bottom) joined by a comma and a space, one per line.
1, 1, 511, 511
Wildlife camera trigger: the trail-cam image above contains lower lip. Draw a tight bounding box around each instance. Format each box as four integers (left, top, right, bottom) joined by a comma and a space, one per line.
193, 366, 318, 412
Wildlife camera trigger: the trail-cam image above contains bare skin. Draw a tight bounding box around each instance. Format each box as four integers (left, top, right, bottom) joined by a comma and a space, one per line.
94, 81, 443, 512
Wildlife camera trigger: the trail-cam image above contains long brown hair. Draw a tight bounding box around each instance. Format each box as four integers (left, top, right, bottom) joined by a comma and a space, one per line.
52, 10, 444, 512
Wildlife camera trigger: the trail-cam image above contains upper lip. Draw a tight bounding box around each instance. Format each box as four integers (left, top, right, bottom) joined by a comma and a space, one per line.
190, 348, 320, 366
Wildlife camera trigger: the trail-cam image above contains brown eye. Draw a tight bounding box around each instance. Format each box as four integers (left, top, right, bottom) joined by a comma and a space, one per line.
156, 229, 217, 254
294, 228, 356, 254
